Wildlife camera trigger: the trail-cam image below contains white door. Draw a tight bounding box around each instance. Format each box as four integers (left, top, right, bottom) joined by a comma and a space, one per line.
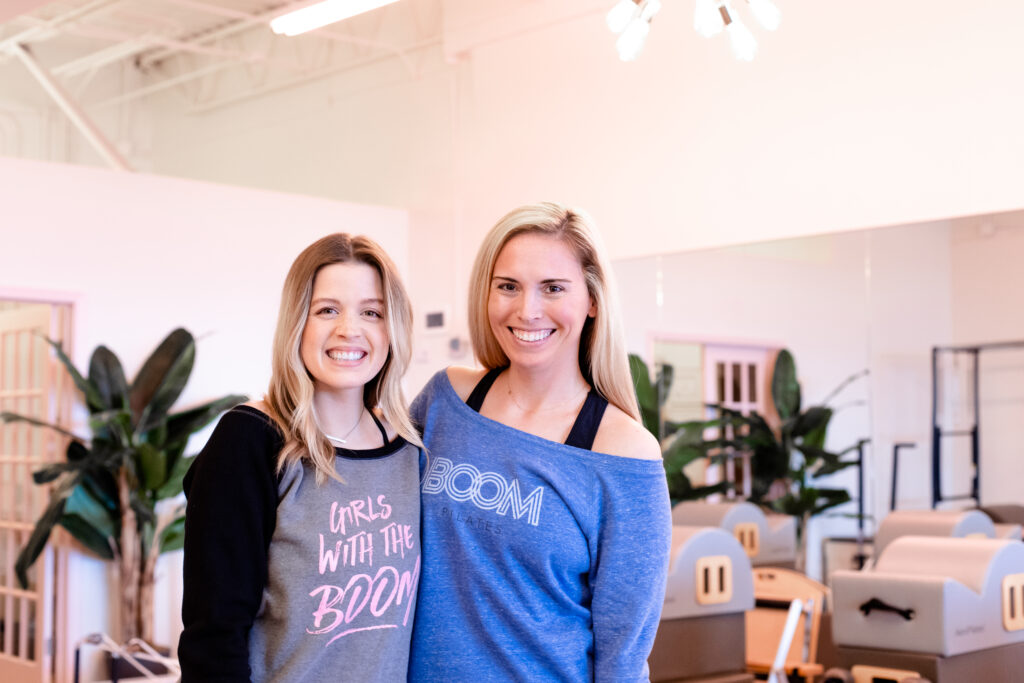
0, 303, 72, 683
703, 344, 773, 498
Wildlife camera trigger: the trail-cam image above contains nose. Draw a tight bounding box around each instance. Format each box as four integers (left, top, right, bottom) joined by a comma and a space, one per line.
516, 290, 542, 321
333, 311, 362, 337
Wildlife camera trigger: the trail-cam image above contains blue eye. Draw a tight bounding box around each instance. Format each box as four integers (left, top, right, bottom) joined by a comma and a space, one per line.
545, 284, 565, 294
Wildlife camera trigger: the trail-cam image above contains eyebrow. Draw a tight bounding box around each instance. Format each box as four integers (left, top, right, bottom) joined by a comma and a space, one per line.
310, 297, 384, 305
492, 276, 572, 284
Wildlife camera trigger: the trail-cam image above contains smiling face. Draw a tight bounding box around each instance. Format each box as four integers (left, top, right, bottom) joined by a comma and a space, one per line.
299, 261, 390, 399
488, 232, 596, 374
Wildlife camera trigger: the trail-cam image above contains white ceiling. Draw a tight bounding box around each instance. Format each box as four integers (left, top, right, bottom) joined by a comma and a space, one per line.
0, 0, 443, 111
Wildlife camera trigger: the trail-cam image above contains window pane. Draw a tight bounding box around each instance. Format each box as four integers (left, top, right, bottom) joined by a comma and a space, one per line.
732, 363, 742, 402
716, 362, 725, 403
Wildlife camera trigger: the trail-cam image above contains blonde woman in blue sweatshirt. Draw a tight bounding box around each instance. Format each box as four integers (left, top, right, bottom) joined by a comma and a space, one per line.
410, 203, 672, 681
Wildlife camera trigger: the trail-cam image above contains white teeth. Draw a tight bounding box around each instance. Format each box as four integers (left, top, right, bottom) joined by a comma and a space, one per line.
328, 350, 364, 361
512, 328, 553, 342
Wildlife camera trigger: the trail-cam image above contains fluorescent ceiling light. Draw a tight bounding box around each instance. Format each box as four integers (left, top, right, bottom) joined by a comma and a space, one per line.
270, 0, 400, 37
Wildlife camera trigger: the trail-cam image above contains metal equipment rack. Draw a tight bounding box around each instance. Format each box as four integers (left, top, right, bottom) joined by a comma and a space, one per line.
930, 340, 1024, 508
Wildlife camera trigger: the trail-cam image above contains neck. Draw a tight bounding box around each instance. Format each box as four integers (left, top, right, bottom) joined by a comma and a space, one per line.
312, 387, 365, 435
503, 363, 589, 413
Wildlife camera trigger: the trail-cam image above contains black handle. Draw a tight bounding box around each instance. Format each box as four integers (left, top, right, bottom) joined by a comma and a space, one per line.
859, 597, 915, 620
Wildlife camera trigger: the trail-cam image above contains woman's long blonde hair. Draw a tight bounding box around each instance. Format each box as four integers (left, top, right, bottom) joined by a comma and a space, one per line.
265, 233, 421, 484
467, 202, 640, 421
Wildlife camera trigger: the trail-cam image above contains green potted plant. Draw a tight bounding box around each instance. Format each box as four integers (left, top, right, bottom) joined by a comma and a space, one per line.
629, 354, 730, 503
675, 348, 867, 571
0, 327, 245, 649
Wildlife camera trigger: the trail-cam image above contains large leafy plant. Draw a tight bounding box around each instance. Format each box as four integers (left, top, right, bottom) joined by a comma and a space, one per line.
677, 349, 866, 565
0, 328, 244, 645
630, 354, 730, 503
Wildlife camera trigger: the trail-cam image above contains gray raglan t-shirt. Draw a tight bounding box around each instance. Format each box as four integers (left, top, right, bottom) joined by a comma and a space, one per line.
247, 427, 421, 682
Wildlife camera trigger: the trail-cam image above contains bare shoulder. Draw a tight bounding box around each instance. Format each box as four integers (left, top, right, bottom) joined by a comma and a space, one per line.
244, 399, 270, 415
592, 405, 662, 460
445, 366, 488, 402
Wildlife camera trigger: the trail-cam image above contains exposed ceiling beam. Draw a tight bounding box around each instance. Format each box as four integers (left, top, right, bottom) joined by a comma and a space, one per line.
136, 3, 284, 69
189, 35, 440, 114
0, 0, 61, 25
10, 42, 131, 171
0, 0, 128, 54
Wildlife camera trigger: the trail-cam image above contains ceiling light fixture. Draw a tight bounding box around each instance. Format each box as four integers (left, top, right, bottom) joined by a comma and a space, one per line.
606, 0, 640, 34
720, 3, 758, 61
694, 0, 724, 38
270, 0, 400, 37
607, 0, 662, 62
746, 0, 781, 32
693, 0, 780, 61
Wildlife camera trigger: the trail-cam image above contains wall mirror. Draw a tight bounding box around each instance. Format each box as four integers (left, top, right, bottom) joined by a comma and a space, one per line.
613, 208, 1024, 576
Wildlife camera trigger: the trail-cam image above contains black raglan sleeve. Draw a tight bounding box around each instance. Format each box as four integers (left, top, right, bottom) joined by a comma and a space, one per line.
177, 408, 281, 682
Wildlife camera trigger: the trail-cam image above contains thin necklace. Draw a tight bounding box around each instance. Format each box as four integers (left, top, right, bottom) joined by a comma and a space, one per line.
322, 405, 365, 444
506, 377, 588, 413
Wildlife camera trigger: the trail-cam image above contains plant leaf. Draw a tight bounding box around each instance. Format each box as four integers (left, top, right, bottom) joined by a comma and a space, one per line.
159, 515, 186, 553
0, 412, 77, 439
14, 476, 77, 588
80, 469, 120, 514
32, 462, 83, 484
89, 346, 129, 411
131, 328, 195, 433
628, 354, 659, 438
655, 363, 674, 409
155, 452, 196, 500
810, 487, 852, 515
662, 440, 707, 470
42, 337, 106, 412
136, 442, 167, 491
164, 394, 246, 449
59, 514, 116, 560
64, 484, 117, 539
771, 349, 801, 419
792, 406, 832, 444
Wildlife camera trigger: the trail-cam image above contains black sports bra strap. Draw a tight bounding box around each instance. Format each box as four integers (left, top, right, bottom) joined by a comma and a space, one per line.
466, 367, 505, 412
468, 366, 608, 450
368, 410, 388, 445
564, 391, 609, 450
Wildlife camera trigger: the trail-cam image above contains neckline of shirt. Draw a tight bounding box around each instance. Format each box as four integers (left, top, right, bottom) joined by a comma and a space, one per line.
233, 404, 409, 459
436, 370, 664, 473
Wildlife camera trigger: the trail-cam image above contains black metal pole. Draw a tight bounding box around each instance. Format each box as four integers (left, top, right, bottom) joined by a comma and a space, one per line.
890, 442, 917, 511
931, 347, 941, 508
857, 441, 865, 538
971, 348, 981, 505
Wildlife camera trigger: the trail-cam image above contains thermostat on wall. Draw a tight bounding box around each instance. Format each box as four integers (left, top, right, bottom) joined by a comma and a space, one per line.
423, 308, 449, 335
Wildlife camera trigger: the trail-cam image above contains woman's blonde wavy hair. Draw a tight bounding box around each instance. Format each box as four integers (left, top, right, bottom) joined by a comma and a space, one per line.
265, 233, 421, 484
467, 202, 640, 421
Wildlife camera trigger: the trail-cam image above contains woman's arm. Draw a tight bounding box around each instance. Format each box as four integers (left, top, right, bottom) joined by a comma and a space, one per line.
589, 423, 671, 681
178, 409, 280, 682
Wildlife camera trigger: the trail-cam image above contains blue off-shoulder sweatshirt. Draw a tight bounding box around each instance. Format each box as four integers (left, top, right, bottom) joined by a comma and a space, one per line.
408, 370, 671, 682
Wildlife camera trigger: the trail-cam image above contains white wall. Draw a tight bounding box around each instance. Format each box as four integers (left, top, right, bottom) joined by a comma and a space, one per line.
949, 212, 1024, 506
863, 220, 955, 515
0, 156, 410, 672
93, 0, 1024, 386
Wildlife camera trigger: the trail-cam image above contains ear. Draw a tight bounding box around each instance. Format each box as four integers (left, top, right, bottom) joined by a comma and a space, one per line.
588, 297, 597, 318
